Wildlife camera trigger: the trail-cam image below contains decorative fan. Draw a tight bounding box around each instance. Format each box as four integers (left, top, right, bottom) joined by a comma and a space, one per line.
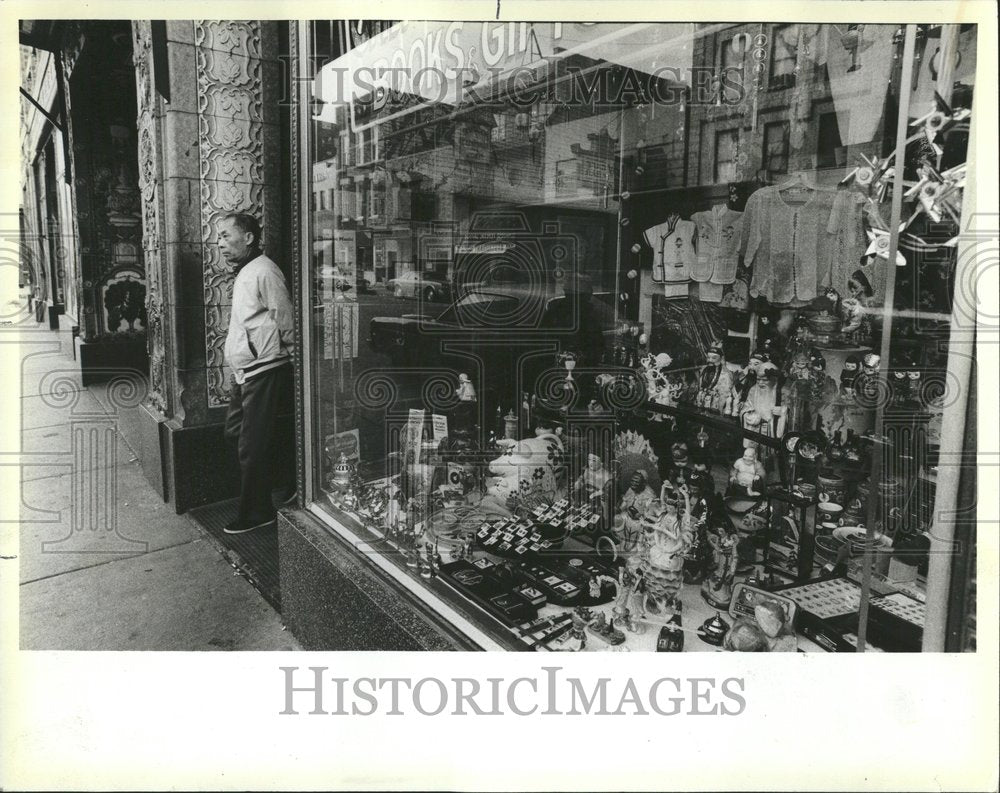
613, 430, 660, 494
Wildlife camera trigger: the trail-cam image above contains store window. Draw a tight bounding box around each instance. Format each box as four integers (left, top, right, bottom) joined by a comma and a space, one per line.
300, 21, 979, 652
816, 111, 845, 169
714, 129, 739, 183
762, 121, 790, 175
769, 24, 798, 90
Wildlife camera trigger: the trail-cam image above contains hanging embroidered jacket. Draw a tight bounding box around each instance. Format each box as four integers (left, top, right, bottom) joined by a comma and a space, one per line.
741, 186, 863, 306
690, 205, 744, 286
645, 214, 697, 287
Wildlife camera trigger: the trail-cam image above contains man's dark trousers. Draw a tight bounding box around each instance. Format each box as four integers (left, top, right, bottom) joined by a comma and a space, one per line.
224, 364, 294, 526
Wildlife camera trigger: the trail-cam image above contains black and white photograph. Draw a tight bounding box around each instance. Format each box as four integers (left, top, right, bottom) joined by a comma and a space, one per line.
2, 3, 997, 790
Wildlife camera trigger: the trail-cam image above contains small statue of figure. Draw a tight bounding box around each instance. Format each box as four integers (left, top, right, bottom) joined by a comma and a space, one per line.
553, 612, 588, 652
701, 521, 740, 609
573, 452, 612, 505
840, 354, 861, 399
616, 470, 656, 551
641, 485, 694, 615
729, 447, 765, 497
839, 269, 874, 343
695, 342, 735, 413
456, 373, 477, 402
740, 363, 787, 456
854, 351, 883, 406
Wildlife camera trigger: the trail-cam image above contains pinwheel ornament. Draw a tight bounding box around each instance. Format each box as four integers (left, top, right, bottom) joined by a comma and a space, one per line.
902, 163, 964, 230
864, 226, 907, 267
839, 153, 895, 202
907, 92, 971, 161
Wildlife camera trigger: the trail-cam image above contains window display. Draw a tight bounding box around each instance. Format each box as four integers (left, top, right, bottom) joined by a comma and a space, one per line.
300, 21, 978, 651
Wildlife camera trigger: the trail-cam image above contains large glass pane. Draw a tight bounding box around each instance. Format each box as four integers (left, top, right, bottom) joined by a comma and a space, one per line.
302, 21, 977, 652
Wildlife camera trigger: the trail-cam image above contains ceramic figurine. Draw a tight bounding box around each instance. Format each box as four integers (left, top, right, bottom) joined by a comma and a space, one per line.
641, 487, 694, 615
696, 342, 734, 413
786, 348, 812, 383
456, 373, 477, 402
552, 612, 588, 652
839, 269, 874, 342
854, 351, 883, 405
740, 363, 787, 455
840, 354, 861, 399
573, 453, 612, 506
586, 612, 626, 645
906, 369, 922, 403
701, 522, 740, 609
616, 470, 656, 551
640, 353, 659, 397
732, 349, 767, 416
787, 319, 814, 359
729, 447, 765, 497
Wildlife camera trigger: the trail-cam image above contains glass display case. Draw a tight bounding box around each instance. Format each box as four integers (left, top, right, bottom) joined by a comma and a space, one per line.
294, 20, 979, 651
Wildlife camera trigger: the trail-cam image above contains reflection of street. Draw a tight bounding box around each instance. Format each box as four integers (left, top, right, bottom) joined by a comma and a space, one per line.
314, 288, 574, 477
314, 290, 494, 473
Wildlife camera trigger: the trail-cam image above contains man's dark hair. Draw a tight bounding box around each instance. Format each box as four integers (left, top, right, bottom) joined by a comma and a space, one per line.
223, 212, 262, 247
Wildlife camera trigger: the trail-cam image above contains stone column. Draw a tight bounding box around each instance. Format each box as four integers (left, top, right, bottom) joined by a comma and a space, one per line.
132, 20, 286, 511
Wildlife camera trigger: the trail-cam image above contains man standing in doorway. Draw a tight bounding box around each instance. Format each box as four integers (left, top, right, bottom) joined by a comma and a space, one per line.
219, 213, 296, 534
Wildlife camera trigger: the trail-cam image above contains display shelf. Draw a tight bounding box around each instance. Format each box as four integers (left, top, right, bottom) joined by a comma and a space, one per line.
644, 400, 781, 449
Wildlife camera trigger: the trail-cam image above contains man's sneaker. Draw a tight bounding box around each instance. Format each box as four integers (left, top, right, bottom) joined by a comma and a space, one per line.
224, 517, 276, 535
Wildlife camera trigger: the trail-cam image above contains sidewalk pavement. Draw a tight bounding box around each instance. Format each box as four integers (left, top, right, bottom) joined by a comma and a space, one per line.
6, 297, 300, 651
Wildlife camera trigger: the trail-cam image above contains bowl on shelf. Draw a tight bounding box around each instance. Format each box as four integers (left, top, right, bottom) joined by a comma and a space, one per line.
808, 314, 842, 335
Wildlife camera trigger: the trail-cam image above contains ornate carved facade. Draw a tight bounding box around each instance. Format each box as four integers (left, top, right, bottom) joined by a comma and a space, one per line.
132, 20, 169, 415
195, 21, 266, 407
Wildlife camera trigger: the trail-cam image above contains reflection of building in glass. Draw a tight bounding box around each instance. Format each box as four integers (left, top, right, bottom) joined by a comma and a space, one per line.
683, 23, 908, 187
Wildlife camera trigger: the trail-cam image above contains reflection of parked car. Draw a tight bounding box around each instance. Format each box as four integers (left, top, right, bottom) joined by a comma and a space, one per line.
318, 265, 370, 292
385, 271, 451, 303
369, 286, 622, 373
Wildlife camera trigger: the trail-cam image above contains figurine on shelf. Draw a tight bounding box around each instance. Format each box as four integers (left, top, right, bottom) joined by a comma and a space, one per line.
839, 269, 874, 343
588, 573, 617, 602
661, 440, 693, 491
553, 611, 588, 652
586, 612, 626, 645
642, 352, 675, 420
640, 353, 660, 397
854, 351, 883, 406
613, 565, 634, 622
573, 453, 613, 507
641, 486, 694, 615
456, 373, 477, 402
905, 369, 922, 404
753, 599, 798, 652
616, 470, 657, 551
740, 363, 787, 455
786, 348, 812, 383
840, 354, 861, 399
701, 520, 740, 609
695, 343, 735, 413
729, 447, 765, 497
786, 318, 814, 360
730, 349, 766, 416
796, 350, 840, 433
